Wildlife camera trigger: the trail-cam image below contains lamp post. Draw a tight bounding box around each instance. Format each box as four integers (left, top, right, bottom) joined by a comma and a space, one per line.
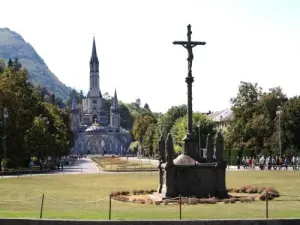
3, 107, 8, 160
276, 106, 282, 157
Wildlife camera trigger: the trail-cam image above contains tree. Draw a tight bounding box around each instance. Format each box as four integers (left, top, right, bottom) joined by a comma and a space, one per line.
281, 97, 300, 153
119, 103, 134, 129
170, 113, 215, 153
142, 123, 156, 157
226, 82, 263, 149
7, 58, 13, 68
132, 115, 156, 141
0, 62, 74, 168
103, 92, 113, 101
135, 98, 141, 108
0, 58, 6, 74
12, 58, 22, 71
50, 94, 56, 105
0, 66, 40, 166
144, 103, 150, 111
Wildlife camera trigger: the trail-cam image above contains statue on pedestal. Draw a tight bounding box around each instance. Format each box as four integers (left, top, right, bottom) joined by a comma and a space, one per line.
215, 132, 224, 163
165, 133, 174, 167
206, 133, 213, 162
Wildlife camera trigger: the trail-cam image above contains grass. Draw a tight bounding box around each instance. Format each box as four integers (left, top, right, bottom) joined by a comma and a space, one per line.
92, 156, 156, 170
0, 171, 300, 220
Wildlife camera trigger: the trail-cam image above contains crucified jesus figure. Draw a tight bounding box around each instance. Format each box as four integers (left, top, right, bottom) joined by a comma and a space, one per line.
184, 43, 198, 73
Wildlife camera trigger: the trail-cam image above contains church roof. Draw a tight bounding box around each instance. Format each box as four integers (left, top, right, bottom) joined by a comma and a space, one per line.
207, 108, 233, 122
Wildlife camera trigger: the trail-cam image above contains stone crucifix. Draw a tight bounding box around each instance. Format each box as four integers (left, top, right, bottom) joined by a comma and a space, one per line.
173, 24, 206, 135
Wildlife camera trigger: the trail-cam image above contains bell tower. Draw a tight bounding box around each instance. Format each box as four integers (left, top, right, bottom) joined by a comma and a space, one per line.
87, 36, 104, 124
110, 89, 120, 128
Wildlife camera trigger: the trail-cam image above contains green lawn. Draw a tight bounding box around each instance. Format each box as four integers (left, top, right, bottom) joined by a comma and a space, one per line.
92, 157, 156, 170
0, 171, 300, 220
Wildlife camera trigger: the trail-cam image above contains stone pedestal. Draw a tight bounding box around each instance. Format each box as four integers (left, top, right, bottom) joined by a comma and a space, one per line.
160, 155, 228, 199
158, 132, 228, 199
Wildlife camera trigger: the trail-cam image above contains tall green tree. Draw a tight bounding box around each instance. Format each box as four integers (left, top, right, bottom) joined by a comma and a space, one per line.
226, 82, 263, 149
281, 97, 300, 154
170, 113, 215, 153
132, 115, 156, 141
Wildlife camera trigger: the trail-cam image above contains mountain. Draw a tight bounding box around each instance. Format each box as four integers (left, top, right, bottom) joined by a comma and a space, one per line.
0, 27, 71, 100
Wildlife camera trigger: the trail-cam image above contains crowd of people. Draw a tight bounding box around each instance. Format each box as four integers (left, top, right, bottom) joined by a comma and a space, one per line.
236, 155, 300, 170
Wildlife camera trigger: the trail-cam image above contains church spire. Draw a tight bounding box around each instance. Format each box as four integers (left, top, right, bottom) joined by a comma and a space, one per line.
113, 89, 118, 107
90, 36, 99, 64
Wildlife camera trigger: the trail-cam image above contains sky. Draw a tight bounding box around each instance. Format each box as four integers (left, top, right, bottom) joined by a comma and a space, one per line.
0, 0, 300, 113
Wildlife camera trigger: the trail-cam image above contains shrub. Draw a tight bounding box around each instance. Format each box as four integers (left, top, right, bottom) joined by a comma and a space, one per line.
240, 196, 255, 203
120, 191, 130, 196
132, 189, 138, 195
240, 186, 250, 193
247, 186, 258, 193
110, 191, 120, 197
226, 188, 234, 192
257, 187, 266, 194
199, 197, 217, 204
259, 192, 274, 201
137, 190, 144, 195
188, 197, 201, 205
116, 196, 129, 202
223, 198, 237, 204
264, 187, 280, 198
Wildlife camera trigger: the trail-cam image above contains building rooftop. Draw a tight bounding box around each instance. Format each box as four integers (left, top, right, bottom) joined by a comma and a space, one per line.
207, 108, 233, 122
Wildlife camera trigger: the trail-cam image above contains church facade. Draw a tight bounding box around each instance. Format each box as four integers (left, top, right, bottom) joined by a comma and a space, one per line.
71, 37, 132, 155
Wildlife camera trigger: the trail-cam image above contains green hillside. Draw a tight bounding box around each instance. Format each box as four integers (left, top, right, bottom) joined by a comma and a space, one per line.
0, 27, 71, 100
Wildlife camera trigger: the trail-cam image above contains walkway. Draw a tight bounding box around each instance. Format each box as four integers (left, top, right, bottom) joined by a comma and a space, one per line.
1, 156, 297, 179
1, 158, 100, 179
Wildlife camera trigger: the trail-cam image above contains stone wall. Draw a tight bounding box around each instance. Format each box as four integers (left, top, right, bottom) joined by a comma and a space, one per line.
0, 219, 300, 225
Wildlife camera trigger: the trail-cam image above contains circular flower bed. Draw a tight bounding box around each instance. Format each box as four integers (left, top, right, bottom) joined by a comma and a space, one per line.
110, 186, 279, 205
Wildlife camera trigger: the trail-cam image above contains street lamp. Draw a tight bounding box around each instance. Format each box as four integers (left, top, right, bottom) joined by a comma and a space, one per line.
3, 107, 8, 159
276, 106, 282, 157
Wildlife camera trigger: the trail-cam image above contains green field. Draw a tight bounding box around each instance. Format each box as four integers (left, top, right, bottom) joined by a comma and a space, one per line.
92, 157, 156, 170
0, 171, 300, 220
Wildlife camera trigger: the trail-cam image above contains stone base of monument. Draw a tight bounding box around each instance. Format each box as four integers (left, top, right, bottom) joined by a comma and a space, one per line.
159, 154, 228, 199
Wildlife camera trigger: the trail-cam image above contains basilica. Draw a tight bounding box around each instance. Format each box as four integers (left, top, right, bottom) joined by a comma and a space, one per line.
71, 37, 132, 155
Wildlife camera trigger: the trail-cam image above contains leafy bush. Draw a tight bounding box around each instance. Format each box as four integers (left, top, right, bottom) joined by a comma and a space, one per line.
109, 191, 121, 197
223, 199, 236, 204
120, 191, 130, 196
229, 185, 279, 196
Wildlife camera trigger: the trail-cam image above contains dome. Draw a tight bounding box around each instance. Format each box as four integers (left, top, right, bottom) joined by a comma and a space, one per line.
85, 121, 106, 133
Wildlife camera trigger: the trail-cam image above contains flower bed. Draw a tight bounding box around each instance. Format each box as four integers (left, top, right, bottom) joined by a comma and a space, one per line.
110, 185, 280, 205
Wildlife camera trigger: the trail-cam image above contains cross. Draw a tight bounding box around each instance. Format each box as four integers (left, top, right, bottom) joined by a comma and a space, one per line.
173, 24, 206, 76
173, 24, 206, 136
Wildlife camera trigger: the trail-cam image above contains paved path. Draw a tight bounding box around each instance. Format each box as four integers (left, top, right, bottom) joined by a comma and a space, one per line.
1, 158, 100, 179
2, 156, 298, 179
